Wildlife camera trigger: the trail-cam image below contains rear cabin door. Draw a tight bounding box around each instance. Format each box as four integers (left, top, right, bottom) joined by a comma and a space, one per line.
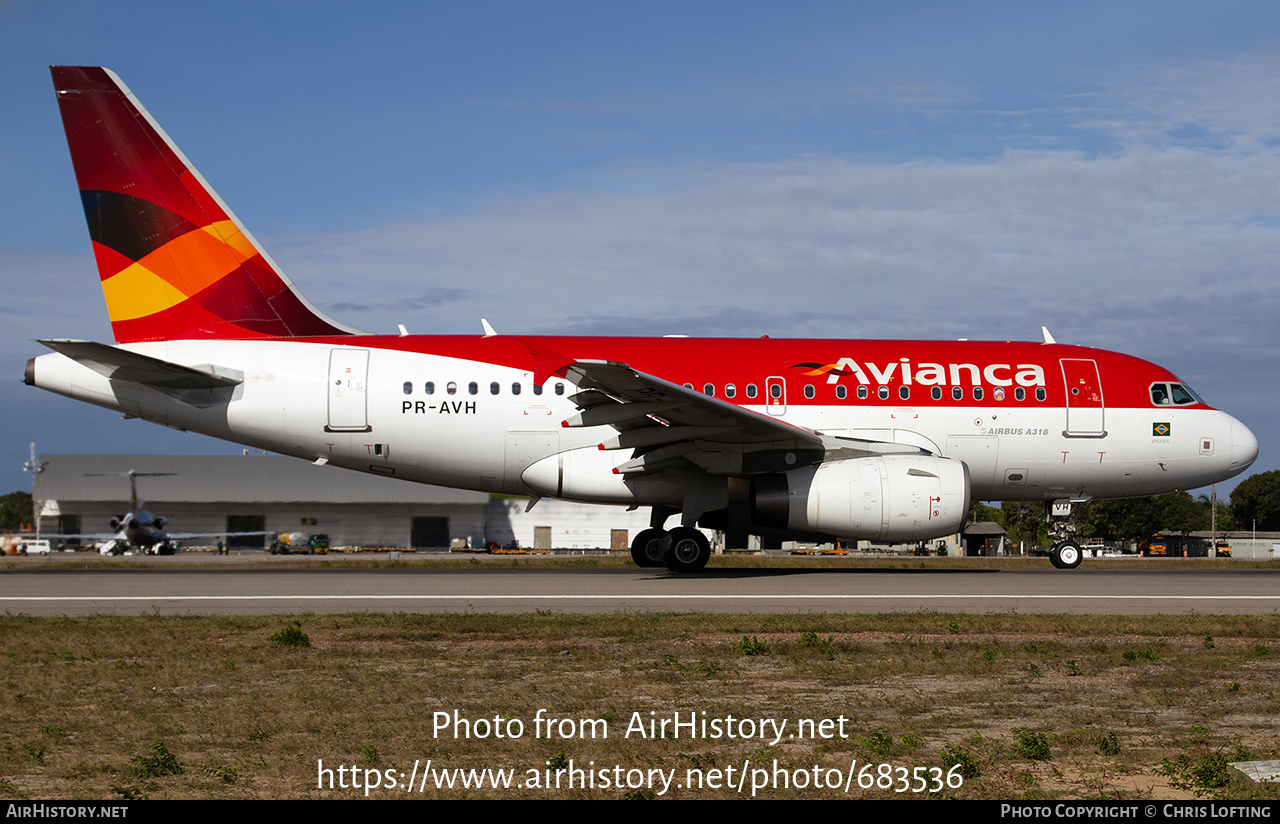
327, 349, 370, 432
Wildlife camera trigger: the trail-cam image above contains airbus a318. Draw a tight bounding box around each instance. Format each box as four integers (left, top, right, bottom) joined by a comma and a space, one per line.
24, 67, 1259, 571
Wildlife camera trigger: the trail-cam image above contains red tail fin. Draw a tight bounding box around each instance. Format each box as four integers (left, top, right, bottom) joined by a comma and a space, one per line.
51, 66, 360, 342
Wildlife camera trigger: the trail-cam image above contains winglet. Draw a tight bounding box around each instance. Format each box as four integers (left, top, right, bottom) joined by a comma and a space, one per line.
50, 66, 363, 342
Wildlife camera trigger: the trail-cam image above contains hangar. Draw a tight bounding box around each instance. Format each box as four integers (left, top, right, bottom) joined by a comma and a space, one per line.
31, 454, 653, 551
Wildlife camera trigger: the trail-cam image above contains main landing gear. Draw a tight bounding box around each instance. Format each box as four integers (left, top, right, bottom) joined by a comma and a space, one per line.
630, 528, 666, 568
1049, 540, 1082, 570
629, 526, 712, 572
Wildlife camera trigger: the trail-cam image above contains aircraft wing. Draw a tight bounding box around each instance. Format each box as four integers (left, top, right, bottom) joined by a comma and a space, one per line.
561, 360, 921, 476
163, 531, 272, 540
36, 531, 271, 541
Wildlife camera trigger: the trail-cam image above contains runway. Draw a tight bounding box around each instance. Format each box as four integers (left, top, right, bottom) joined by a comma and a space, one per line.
3, 567, 1279, 615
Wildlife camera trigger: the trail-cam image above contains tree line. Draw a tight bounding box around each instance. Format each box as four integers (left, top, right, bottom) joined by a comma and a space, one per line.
973, 469, 1279, 550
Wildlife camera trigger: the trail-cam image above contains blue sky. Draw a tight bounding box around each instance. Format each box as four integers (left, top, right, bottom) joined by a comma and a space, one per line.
1, 1, 1277, 503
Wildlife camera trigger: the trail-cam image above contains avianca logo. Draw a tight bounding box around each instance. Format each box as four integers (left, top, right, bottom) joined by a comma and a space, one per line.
792, 360, 1047, 387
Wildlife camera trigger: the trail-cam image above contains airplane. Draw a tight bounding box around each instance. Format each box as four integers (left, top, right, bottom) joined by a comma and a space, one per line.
24, 66, 1259, 572
43, 470, 268, 555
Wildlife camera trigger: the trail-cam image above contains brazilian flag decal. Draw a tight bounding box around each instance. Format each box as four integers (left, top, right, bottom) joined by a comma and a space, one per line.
1153, 422, 1171, 436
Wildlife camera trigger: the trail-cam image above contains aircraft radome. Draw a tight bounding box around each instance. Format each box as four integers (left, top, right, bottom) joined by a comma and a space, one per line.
25, 67, 1259, 572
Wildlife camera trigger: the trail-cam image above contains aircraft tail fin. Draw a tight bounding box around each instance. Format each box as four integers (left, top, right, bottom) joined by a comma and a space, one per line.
50, 66, 362, 342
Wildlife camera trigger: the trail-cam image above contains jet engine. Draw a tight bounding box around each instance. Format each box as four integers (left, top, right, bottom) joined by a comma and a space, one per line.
751, 454, 970, 543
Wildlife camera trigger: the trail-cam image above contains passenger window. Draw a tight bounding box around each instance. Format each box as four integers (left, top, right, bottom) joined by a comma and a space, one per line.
878, 386, 889, 399
403, 381, 412, 395
952, 386, 963, 401
1036, 387, 1046, 401
512, 383, 521, 395
703, 384, 714, 396
468, 382, 478, 395
836, 385, 847, 400
725, 384, 736, 398
490, 382, 500, 395
857, 386, 868, 400
1014, 387, 1024, 401
746, 384, 758, 398
683, 383, 693, 390
555, 383, 564, 395
804, 385, 815, 399
931, 386, 941, 400
973, 387, 984, 401
770, 384, 782, 399
533, 384, 543, 396
899, 386, 909, 400
447, 382, 457, 395
425, 381, 435, 395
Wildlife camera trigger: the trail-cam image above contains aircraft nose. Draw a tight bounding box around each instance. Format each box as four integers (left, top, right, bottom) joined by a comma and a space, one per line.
1230, 417, 1259, 477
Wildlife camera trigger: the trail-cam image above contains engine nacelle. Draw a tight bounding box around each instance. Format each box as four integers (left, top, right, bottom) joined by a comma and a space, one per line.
752, 454, 970, 542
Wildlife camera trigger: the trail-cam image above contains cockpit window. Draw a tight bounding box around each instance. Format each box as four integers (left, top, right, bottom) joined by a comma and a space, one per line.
1150, 382, 1205, 406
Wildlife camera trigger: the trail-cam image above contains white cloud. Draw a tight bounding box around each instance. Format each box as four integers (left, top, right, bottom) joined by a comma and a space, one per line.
274, 145, 1280, 367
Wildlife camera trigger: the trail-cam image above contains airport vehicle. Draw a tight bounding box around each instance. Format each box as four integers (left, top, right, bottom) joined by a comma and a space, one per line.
25, 67, 1259, 572
270, 533, 330, 555
15, 539, 53, 555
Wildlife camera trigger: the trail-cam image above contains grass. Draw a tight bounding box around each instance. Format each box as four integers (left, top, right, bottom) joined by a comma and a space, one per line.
0, 612, 1277, 799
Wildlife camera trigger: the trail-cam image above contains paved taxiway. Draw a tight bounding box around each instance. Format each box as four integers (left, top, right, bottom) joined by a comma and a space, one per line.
3, 567, 1278, 615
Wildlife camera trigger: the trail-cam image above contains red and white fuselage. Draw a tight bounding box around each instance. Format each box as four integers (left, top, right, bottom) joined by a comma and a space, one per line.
26, 66, 1259, 570
30, 334, 1256, 503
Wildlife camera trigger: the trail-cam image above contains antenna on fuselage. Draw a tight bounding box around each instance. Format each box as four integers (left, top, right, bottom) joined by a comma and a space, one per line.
1041, 326, 1057, 344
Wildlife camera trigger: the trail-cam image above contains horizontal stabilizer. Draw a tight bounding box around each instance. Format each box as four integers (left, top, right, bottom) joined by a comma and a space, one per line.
38, 339, 241, 390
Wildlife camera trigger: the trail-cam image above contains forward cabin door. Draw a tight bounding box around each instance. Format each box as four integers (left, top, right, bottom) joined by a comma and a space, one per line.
327, 348, 370, 432
1060, 359, 1105, 436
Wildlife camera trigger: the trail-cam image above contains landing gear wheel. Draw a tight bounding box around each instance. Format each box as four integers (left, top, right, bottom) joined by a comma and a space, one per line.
630, 528, 667, 568
1050, 540, 1082, 570
660, 527, 711, 573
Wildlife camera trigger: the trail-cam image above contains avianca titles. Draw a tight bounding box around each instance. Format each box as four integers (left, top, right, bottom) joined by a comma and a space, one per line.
25, 66, 1259, 572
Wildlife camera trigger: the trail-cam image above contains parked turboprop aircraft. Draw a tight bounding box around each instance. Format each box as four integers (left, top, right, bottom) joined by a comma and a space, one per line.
25, 67, 1258, 571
